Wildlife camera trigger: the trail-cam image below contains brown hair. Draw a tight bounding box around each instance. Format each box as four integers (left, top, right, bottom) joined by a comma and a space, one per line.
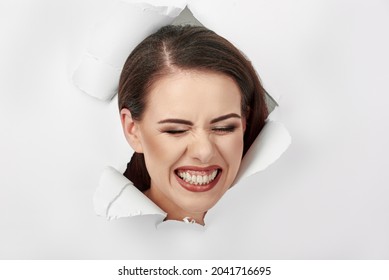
118, 25, 268, 191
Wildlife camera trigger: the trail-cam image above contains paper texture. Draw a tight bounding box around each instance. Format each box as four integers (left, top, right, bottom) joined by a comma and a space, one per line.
94, 166, 167, 220
233, 119, 291, 186
72, 0, 186, 101
72, 54, 121, 100
123, 0, 186, 17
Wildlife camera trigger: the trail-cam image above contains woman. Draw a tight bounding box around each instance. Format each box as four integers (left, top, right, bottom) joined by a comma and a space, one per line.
118, 25, 268, 225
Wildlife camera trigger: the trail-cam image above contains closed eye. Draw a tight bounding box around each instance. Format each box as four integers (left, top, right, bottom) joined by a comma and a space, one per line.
164, 129, 188, 135
212, 126, 236, 134
161, 126, 237, 135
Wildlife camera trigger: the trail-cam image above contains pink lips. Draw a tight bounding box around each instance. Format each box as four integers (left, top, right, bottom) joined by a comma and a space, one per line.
174, 165, 222, 192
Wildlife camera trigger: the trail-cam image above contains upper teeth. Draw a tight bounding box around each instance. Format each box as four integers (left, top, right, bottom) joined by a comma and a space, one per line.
177, 170, 219, 185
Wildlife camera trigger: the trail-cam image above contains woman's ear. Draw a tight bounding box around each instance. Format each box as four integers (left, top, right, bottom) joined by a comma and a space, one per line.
120, 108, 143, 153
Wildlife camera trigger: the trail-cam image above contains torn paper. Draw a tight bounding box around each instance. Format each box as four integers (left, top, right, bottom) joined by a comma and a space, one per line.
72, 0, 187, 101
233, 119, 291, 186
93, 166, 167, 221
122, 0, 186, 17
156, 219, 205, 231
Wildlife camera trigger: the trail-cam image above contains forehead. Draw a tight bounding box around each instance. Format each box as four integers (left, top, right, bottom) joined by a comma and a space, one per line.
145, 70, 242, 120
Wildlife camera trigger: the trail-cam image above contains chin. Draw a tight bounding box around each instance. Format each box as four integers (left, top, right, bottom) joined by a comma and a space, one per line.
168, 171, 232, 216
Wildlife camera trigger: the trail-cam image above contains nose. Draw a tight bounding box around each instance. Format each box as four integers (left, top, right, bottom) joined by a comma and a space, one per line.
188, 132, 215, 163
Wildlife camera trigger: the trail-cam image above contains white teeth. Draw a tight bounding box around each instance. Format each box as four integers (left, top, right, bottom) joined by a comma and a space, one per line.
177, 169, 219, 185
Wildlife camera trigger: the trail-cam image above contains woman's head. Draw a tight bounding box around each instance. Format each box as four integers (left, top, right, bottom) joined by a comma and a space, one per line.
118, 25, 268, 223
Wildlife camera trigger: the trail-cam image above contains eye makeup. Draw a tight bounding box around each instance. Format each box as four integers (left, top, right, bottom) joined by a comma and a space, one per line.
163, 129, 188, 135
211, 125, 237, 134
157, 113, 242, 136
157, 113, 241, 127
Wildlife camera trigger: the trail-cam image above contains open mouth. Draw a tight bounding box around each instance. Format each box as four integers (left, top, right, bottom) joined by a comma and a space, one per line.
174, 167, 222, 192
176, 169, 220, 185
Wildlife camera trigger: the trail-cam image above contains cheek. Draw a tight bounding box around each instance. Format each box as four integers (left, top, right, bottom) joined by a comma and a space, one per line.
141, 134, 186, 175
216, 133, 244, 170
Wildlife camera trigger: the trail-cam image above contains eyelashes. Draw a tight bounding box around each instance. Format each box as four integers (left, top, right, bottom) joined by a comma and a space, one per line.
212, 126, 237, 134
164, 129, 187, 135
162, 125, 237, 135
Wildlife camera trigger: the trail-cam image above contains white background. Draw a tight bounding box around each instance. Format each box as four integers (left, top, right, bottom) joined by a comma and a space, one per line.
0, 0, 388, 259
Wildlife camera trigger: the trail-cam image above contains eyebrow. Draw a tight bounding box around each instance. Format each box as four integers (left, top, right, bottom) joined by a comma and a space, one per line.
157, 113, 241, 125
210, 113, 241, 124
158, 119, 193, 125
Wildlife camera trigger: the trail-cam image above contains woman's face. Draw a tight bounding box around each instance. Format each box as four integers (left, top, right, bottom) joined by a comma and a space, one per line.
124, 70, 245, 223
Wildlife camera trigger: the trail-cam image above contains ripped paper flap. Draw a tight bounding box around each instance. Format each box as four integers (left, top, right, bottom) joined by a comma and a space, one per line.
233, 120, 291, 185
94, 166, 167, 220
72, 0, 186, 101
123, 0, 187, 17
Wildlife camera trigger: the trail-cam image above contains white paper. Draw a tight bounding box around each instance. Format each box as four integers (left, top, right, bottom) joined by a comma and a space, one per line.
93, 166, 167, 221
72, 0, 186, 101
3, 0, 389, 259
123, 0, 187, 18
233, 118, 291, 186
72, 54, 121, 101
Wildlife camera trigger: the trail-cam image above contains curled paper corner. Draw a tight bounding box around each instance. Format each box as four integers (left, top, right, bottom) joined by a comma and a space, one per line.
94, 166, 207, 228
72, 0, 187, 102
93, 166, 167, 222
266, 104, 281, 122
233, 119, 291, 186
